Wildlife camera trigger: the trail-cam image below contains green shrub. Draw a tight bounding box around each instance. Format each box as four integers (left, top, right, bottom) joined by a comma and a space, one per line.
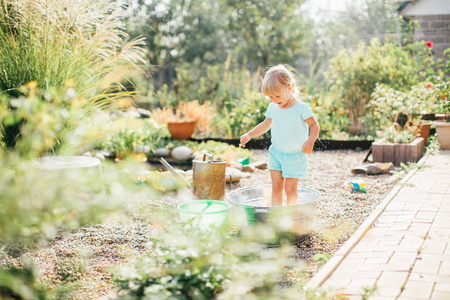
0, 83, 94, 158
216, 89, 268, 139
113, 222, 305, 300
114, 227, 232, 299
325, 38, 436, 137
0, 0, 145, 147
0, 0, 145, 98
99, 116, 170, 159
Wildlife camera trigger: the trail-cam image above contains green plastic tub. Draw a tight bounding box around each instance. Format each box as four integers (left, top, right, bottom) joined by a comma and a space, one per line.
177, 200, 231, 230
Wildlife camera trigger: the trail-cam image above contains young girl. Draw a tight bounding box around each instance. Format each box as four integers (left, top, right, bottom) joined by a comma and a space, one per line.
240, 64, 320, 206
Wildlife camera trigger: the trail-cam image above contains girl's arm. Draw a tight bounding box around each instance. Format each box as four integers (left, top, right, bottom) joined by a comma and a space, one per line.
240, 118, 272, 147
302, 117, 320, 154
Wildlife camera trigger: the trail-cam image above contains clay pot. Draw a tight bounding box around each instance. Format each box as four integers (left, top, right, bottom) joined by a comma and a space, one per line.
167, 121, 196, 140
417, 121, 432, 144
435, 121, 450, 150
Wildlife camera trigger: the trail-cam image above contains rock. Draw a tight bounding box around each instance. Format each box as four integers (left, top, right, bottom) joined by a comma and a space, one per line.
82, 152, 92, 157
241, 172, 252, 178
95, 153, 105, 161
134, 145, 152, 154
225, 167, 242, 183
252, 161, 268, 169
123, 110, 141, 118
98, 150, 114, 159
135, 107, 151, 119
242, 164, 255, 173
171, 146, 193, 161
135, 170, 152, 176
110, 111, 126, 118
153, 148, 170, 157
229, 161, 244, 171
184, 169, 193, 181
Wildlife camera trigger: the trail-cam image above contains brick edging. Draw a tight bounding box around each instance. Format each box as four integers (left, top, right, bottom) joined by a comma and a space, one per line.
305, 154, 430, 289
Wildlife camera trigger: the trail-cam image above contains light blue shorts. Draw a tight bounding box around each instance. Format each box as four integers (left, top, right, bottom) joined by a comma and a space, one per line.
268, 145, 307, 179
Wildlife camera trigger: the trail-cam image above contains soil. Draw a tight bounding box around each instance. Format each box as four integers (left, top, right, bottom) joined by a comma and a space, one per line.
0, 149, 399, 299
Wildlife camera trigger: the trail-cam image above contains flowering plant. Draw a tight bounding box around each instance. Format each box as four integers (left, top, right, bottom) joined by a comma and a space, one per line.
433, 81, 450, 122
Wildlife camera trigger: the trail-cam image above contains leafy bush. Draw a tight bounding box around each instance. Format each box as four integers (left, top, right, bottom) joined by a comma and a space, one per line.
325, 38, 437, 137
0, 0, 145, 148
0, 0, 145, 100
0, 82, 94, 157
113, 221, 308, 300
216, 89, 268, 139
0, 261, 47, 300
98, 116, 169, 159
433, 81, 450, 121
114, 229, 231, 299
151, 100, 215, 138
370, 82, 440, 133
140, 63, 266, 139
383, 125, 417, 143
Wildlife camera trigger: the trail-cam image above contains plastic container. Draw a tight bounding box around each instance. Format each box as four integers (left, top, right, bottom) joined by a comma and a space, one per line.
177, 200, 231, 230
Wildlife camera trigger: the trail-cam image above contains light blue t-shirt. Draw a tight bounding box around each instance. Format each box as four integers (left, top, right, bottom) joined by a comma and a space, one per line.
264, 101, 314, 154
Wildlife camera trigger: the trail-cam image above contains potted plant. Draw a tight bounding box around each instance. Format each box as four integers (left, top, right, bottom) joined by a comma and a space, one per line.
372, 112, 425, 166
433, 81, 450, 149
371, 83, 439, 145
151, 100, 213, 140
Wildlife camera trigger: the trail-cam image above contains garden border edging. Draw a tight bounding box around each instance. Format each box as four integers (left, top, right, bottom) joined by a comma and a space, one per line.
305, 153, 430, 290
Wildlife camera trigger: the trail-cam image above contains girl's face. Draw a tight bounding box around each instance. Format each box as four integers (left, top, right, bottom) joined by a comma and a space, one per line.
265, 86, 295, 109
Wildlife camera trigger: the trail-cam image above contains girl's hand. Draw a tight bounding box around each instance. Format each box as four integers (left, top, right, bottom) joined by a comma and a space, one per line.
302, 140, 314, 154
240, 133, 251, 147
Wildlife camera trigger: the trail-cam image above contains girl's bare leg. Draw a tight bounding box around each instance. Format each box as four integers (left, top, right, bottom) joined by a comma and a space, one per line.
285, 178, 299, 206
270, 170, 284, 206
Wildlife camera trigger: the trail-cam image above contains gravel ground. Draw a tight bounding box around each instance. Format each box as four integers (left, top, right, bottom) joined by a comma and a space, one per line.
0, 149, 399, 299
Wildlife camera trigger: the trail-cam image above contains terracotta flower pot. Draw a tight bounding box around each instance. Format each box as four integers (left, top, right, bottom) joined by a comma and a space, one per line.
435, 121, 450, 150
167, 121, 197, 140
417, 121, 432, 144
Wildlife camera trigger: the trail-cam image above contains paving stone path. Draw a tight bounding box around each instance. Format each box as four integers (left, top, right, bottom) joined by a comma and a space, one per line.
307, 150, 450, 300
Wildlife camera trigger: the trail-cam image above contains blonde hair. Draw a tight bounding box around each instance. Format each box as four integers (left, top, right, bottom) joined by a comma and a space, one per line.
262, 64, 299, 97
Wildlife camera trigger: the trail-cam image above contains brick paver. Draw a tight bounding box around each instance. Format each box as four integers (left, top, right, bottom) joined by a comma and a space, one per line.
306, 151, 450, 299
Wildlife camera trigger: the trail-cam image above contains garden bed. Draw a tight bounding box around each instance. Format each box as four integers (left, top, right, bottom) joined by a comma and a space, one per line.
191, 138, 373, 150
0, 149, 398, 298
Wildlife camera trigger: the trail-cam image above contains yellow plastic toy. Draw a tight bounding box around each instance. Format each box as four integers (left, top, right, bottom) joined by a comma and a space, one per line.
349, 179, 367, 193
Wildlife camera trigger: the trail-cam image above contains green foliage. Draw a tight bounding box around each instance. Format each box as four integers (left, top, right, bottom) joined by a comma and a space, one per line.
306, 94, 353, 140
433, 80, 450, 121
0, 0, 145, 100
0, 0, 146, 149
114, 227, 231, 299
99, 116, 170, 159
383, 126, 416, 144
0, 83, 94, 157
361, 284, 378, 300
141, 63, 268, 139
196, 140, 251, 161
325, 38, 436, 137
370, 82, 439, 133
217, 89, 268, 139
113, 220, 313, 300
0, 261, 46, 300
223, 0, 307, 66
312, 252, 330, 269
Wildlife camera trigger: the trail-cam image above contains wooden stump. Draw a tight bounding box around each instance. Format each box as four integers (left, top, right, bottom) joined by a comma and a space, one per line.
372, 137, 425, 167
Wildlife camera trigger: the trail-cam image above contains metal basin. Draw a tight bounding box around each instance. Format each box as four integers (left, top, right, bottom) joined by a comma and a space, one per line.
226, 184, 320, 236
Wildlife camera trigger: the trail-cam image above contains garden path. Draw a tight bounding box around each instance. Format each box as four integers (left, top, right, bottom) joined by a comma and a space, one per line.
306, 150, 450, 299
